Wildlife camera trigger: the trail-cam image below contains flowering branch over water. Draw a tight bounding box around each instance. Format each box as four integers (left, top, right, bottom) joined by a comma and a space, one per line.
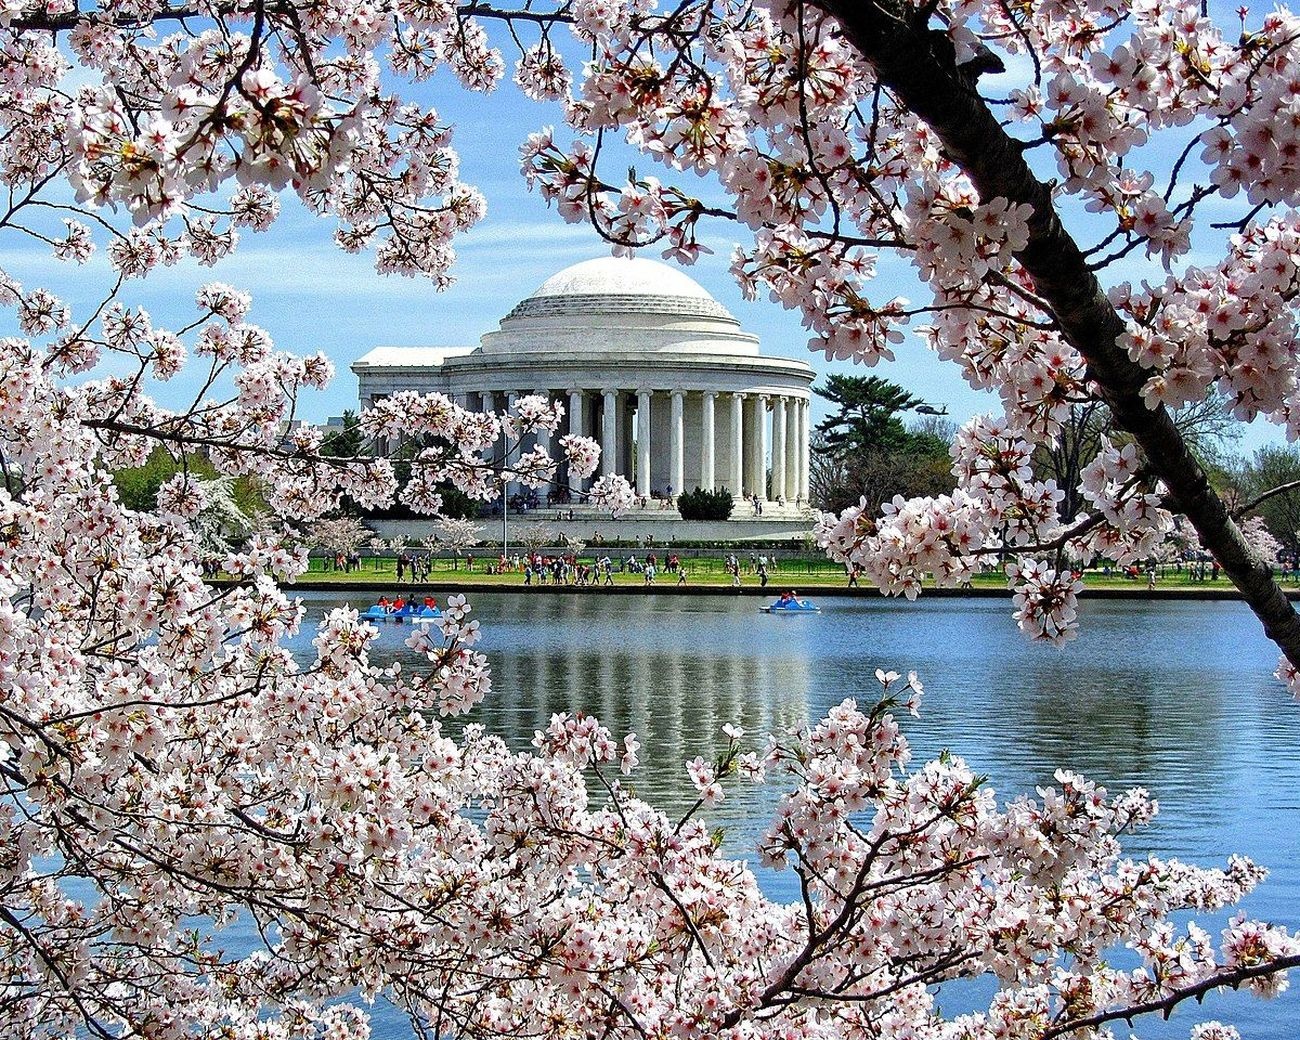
1, 0, 1300, 1034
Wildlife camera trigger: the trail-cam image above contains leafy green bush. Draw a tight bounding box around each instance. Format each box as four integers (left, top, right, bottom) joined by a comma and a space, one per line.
676, 487, 734, 521
113, 447, 265, 517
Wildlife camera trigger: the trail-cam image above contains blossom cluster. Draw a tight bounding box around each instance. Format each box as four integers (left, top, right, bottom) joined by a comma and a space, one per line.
55, 9, 490, 281
1110, 217, 1300, 425
816, 416, 1173, 644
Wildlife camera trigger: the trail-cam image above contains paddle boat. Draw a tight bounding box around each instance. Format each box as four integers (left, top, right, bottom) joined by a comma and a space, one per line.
362, 601, 443, 623
761, 593, 821, 615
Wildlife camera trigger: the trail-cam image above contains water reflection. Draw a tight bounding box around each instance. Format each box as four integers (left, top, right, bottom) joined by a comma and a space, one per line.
289, 591, 1300, 1040
301, 592, 809, 824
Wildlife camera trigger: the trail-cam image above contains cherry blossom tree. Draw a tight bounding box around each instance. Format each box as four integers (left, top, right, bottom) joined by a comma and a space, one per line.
2, 1, 1300, 1039
1242, 516, 1283, 567
520, 522, 561, 555
309, 515, 371, 558
431, 515, 483, 558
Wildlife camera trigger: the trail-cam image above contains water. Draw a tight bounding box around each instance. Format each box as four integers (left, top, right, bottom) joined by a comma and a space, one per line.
286, 591, 1300, 1037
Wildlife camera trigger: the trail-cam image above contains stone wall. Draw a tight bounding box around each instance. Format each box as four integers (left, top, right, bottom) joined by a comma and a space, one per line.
365, 515, 816, 546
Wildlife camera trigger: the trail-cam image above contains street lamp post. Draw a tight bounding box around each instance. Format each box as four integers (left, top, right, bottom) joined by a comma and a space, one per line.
500, 476, 509, 561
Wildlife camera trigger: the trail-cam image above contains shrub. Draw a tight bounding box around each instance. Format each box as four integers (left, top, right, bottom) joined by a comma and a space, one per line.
677, 487, 734, 521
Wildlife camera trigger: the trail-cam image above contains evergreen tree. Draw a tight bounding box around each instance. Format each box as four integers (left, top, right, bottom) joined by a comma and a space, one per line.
320, 411, 365, 458
813, 376, 925, 458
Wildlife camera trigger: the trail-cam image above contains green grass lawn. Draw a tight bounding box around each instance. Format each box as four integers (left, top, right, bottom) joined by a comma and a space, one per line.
297, 557, 845, 587
291, 557, 1270, 592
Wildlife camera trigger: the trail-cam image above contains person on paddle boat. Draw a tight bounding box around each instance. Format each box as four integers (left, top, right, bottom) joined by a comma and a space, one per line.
777, 590, 796, 606
423, 597, 437, 610
393, 597, 406, 613
378, 596, 392, 613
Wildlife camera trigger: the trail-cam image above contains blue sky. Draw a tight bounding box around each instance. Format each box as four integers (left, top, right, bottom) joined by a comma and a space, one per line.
0, 34, 1284, 457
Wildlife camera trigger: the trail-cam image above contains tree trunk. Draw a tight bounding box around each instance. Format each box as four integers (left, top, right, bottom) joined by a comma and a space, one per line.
815, 0, 1300, 666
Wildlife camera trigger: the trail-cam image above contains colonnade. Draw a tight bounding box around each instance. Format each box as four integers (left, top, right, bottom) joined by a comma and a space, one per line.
465, 387, 811, 505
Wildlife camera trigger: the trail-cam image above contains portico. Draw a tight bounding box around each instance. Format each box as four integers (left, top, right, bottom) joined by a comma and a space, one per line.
353, 256, 816, 515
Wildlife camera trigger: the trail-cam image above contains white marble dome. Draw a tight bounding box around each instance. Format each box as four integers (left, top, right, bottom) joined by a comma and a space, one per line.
481, 255, 758, 356
529, 255, 716, 302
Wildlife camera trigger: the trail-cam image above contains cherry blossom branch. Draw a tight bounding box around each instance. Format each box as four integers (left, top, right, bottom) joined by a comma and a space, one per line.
461, 3, 573, 27
967, 512, 1107, 556
1041, 954, 1300, 1038
0, 907, 119, 1040
820, 0, 1300, 671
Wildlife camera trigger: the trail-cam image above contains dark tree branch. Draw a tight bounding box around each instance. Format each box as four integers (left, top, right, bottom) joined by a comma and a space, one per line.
6, 0, 573, 33
1234, 479, 1300, 519
1040, 954, 1300, 1038
969, 510, 1106, 556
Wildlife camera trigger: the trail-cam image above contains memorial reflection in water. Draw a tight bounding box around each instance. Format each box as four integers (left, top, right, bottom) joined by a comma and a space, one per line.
310, 591, 811, 824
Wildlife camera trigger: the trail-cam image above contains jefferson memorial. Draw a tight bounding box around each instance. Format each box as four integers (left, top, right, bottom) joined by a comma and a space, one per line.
353, 256, 816, 530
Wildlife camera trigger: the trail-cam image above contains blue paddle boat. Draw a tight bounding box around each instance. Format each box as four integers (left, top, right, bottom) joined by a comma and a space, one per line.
761, 595, 821, 615
362, 603, 442, 623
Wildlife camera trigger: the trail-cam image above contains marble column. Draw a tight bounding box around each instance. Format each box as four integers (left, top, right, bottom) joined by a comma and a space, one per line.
799, 398, 811, 503
743, 396, 758, 499
636, 389, 653, 497
601, 389, 618, 478
787, 397, 801, 502
567, 389, 586, 493
568, 389, 585, 438
701, 391, 716, 491
669, 390, 684, 499
756, 395, 769, 500
480, 391, 499, 484
772, 397, 787, 504
743, 397, 756, 498
729, 393, 744, 497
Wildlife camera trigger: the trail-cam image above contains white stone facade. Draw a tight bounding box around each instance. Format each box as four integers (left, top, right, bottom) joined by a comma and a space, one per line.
352, 256, 815, 509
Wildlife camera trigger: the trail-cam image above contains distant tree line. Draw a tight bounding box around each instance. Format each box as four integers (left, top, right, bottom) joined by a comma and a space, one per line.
322, 411, 479, 520
810, 376, 1300, 566
808, 375, 955, 515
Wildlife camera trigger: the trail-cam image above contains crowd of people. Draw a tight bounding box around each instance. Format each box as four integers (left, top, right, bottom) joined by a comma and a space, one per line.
372, 595, 440, 615
477, 549, 800, 587
295, 543, 812, 589
515, 551, 696, 587
721, 551, 782, 587
313, 551, 364, 573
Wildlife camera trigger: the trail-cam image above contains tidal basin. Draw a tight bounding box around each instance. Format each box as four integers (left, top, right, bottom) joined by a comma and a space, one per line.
287, 592, 1300, 1038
